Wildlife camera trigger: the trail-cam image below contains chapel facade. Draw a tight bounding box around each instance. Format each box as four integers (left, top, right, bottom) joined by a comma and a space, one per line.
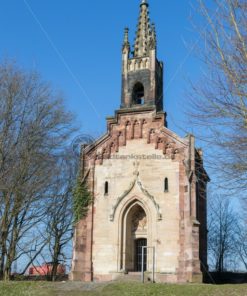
70, 0, 209, 283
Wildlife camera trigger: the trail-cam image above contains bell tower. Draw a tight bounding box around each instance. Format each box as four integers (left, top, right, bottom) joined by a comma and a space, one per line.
121, 0, 163, 111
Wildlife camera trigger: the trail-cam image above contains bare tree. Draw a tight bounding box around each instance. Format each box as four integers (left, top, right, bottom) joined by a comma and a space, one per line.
208, 194, 239, 272
0, 59, 75, 280
17, 152, 78, 280
186, 0, 247, 192
233, 219, 247, 270
45, 151, 77, 281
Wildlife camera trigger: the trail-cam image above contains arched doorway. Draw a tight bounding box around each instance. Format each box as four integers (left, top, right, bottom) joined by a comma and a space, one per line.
122, 203, 147, 272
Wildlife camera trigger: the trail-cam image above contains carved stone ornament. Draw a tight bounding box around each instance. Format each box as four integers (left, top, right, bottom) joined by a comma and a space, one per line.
132, 208, 147, 232
109, 171, 162, 222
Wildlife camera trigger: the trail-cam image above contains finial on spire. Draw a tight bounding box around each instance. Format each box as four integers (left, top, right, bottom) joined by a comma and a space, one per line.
124, 27, 129, 43
141, 0, 149, 6
149, 22, 157, 50
122, 27, 130, 53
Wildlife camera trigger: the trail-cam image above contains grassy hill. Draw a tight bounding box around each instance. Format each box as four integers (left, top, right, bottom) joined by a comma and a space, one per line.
0, 281, 246, 296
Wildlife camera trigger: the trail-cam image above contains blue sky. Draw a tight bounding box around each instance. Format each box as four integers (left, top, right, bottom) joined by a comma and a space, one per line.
0, 0, 206, 138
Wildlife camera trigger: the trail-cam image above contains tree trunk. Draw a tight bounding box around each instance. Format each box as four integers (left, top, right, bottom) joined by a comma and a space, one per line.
50, 237, 61, 282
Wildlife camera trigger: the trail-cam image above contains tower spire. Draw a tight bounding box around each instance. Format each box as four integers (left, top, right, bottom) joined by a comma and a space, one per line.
134, 0, 153, 57
121, 1, 163, 112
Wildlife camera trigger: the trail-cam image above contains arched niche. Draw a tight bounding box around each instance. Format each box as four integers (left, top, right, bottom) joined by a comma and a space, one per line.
132, 82, 145, 105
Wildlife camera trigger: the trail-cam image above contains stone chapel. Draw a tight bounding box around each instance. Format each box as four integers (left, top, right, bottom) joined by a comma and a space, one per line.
70, 0, 209, 283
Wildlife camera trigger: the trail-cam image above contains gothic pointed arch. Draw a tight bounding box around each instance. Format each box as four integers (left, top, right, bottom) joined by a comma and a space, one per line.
132, 82, 145, 105
109, 173, 162, 221
119, 199, 149, 271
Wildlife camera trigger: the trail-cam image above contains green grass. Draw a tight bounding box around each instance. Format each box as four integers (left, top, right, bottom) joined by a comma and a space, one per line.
0, 281, 247, 296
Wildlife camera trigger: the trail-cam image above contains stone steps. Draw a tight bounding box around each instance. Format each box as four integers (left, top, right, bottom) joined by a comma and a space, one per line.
116, 272, 154, 282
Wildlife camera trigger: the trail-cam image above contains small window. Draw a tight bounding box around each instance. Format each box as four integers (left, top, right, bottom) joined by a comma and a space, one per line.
104, 181, 109, 195
164, 178, 169, 192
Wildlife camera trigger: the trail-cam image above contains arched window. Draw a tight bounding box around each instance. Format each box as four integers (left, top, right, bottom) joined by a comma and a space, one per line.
164, 178, 169, 192
132, 82, 144, 105
104, 181, 109, 195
